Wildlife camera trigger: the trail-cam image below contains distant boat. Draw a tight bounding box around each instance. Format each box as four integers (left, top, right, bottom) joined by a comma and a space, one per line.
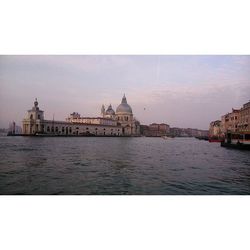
161, 135, 174, 140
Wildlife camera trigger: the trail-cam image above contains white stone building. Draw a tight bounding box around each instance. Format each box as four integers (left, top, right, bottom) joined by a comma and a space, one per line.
22, 95, 140, 136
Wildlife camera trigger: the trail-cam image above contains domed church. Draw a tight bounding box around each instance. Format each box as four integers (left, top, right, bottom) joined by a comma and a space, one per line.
23, 94, 140, 136
102, 94, 140, 135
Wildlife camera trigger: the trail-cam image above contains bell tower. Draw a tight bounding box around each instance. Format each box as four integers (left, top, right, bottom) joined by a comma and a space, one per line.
101, 104, 105, 117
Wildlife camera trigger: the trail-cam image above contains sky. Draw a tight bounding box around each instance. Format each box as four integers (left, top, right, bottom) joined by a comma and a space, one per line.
0, 55, 249, 129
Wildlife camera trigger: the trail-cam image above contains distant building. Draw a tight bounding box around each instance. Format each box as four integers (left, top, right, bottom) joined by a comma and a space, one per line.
22, 95, 140, 136
8, 121, 22, 135
141, 123, 170, 137
170, 127, 208, 137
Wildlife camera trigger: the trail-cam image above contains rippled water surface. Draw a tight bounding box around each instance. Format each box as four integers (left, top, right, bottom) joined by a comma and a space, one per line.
0, 136, 250, 194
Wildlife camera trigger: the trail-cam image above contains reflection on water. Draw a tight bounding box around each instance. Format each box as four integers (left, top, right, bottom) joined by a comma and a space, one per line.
0, 136, 250, 194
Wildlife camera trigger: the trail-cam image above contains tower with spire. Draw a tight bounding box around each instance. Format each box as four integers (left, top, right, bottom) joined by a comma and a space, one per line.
23, 98, 44, 134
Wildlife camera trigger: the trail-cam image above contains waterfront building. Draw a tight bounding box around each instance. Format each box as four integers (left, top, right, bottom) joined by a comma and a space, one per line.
221, 113, 230, 135
238, 101, 250, 132
220, 109, 241, 134
141, 123, 170, 137
209, 120, 223, 139
227, 109, 240, 132
22, 95, 140, 136
211, 101, 250, 136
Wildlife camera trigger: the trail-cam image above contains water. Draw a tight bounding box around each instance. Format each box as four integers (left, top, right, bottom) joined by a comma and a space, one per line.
0, 136, 250, 194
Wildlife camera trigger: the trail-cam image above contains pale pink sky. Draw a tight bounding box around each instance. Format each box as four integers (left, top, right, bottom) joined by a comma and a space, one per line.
0, 55, 249, 129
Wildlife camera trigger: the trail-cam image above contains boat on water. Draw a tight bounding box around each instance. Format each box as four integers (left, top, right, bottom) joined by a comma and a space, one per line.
221, 131, 250, 150
161, 135, 175, 140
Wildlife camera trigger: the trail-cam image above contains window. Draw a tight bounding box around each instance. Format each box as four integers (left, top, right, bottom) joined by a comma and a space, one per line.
52, 127, 54, 132
55, 127, 58, 132
30, 114, 33, 119
47, 126, 50, 132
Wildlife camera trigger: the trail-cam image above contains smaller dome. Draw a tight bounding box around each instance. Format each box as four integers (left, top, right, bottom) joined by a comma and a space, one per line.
105, 104, 115, 115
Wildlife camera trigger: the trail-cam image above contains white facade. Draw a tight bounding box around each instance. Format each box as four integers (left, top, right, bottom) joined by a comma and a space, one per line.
22, 95, 141, 136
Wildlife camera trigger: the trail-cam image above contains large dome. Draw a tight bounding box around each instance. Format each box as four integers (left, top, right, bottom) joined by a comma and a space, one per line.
116, 94, 133, 114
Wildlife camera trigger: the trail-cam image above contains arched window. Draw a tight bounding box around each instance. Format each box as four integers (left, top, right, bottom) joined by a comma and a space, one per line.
30, 114, 33, 119
47, 126, 50, 132
38, 114, 40, 119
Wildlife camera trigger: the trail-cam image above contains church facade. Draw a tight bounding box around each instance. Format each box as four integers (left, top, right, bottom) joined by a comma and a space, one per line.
22, 95, 141, 136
